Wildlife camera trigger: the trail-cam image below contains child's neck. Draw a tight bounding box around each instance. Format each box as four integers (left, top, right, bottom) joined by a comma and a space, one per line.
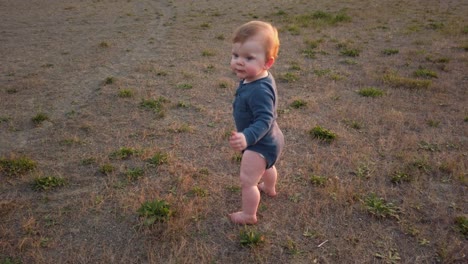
244, 70, 268, 84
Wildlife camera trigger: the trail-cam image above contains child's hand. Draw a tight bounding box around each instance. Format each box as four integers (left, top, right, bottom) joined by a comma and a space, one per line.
229, 131, 247, 151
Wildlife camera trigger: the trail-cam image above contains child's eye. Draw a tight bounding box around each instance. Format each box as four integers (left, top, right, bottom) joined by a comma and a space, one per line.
246, 56, 254, 61
232, 53, 239, 58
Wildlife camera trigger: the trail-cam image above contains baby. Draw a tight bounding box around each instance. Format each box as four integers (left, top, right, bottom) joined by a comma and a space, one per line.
228, 21, 285, 224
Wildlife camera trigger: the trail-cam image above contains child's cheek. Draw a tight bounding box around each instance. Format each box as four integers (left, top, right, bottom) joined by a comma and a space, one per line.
245, 65, 255, 75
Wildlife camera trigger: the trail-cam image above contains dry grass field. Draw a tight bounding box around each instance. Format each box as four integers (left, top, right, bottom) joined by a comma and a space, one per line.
1, 0, 467, 263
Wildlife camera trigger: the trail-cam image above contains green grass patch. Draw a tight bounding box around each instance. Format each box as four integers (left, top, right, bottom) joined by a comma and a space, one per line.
140, 96, 169, 117
118, 89, 133, 98
302, 48, 316, 58
309, 126, 337, 143
353, 163, 373, 179
357, 87, 384, 97
232, 153, 242, 163
290, 99, 307, 109
239, 228, 265, 247
148, 152, 169, 166
99, 164, 115, 175
427, 120, 440, 127
296, 10, 351, 27
109, 147, 140, 159
104, 76, 115, 85
382, 49, 399, 55
364, 193, 399, 218
414, 68, 438, 78
0, 116, 12, 123
289, 61, 302, 71
278, 72, 299, 83
0, 157, 37, 177
99, 41, 109, 48
137, 199, 172, 225
391, 171, 412, 184
32, 113, 50, 124
189, 186, 209, 197
383, 72, 432, 89
200, 23, 211, 29
343, 119, 363, 130
125, 167, 145, 181
310, 175, 327, 186
32, 176, 66, 191
201, 50, 215, 57
286, 24, 301, 35
176, 83, 193, 89
168, 123, 193, 133
314, 68, 331, 77
454, 216, 468, 238
340, 48, 360, 57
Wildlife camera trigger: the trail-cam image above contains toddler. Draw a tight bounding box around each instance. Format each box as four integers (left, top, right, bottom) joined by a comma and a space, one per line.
228, 21, 285, 224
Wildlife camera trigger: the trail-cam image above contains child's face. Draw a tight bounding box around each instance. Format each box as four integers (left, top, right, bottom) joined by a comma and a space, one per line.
231, 34, 272, 83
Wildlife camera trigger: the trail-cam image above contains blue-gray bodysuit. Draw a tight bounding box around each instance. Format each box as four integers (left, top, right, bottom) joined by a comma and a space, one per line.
232, 73, 284, 169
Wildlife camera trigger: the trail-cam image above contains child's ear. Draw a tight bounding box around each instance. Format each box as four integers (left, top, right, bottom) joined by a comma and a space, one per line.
264, 57, 275, 69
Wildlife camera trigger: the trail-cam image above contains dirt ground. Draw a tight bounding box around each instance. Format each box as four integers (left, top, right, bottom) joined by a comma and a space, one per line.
1, 0, 467, 263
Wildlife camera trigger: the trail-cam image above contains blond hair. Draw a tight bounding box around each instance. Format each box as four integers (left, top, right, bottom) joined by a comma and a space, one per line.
232, 21, 280, 60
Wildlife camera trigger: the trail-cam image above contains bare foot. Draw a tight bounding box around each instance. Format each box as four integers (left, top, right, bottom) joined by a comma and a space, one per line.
257, 182, 277, 197
228, 211, 257, 225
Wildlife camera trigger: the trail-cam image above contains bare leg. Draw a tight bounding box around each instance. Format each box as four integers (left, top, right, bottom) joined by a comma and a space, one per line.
229, 150, 266, 225
258, 165, 277, 197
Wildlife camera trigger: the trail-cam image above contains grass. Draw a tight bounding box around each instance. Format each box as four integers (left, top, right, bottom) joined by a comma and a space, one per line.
414, 68, 438, 78
390, 171, 412, 184
189, 186, 208, 197
309, 125, 337, 143
118, 89, 133, 98
148, 152, 169, 166
32, 176, 67, 191
454, 216, 468, 238
32, 113, 49, 124
99, 164, 115, 175
343, 119, 363, 130
340, 48, 360, 57
383, 72, 432, 89
137, 199, 172, 225
104, 76, 115, 85
0, 157, 37, 177
290, 99, 307, 109
109, 147, 140, 159
201, 50, 215, 57
176, 83, 193, 89
1, 0, 467, 263
357, 87, 384, 97
278, 72, 299, 82
0, 116, 11, 123
140, 97, 169, 117
239, 228, 265, 247
125, 167, 145, 181
99, 41, 109, 48
354, 163, 373, 179
294, 10, 351, 27
427, 119, 440, 127
382, 48, 399, 55
310, 175, 327, 186
364, 193, 399, 219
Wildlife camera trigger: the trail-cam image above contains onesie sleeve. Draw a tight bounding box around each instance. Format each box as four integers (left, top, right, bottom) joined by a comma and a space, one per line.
242, 85, 275, 146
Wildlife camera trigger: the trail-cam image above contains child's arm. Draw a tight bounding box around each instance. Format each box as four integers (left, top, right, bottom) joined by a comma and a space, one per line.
242, 86, 275, 146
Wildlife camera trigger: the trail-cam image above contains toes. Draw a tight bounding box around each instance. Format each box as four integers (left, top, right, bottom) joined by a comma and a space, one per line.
229, 212, 257, 225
